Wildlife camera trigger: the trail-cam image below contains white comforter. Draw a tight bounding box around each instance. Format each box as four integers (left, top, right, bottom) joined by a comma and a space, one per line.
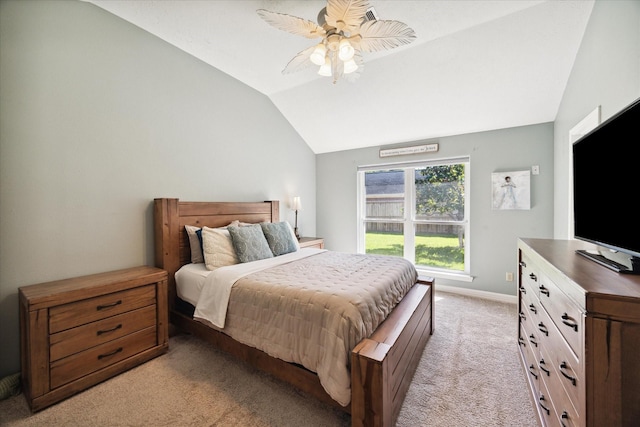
177, 249, 418, 407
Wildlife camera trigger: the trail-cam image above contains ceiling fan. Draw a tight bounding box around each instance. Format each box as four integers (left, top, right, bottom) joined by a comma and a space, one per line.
257, 0, 416, 84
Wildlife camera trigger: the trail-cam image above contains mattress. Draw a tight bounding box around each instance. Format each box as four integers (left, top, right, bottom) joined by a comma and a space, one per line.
175, 249, 418, 406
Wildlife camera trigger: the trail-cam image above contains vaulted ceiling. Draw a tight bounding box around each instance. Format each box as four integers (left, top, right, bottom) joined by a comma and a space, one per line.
84, 1, 595, 154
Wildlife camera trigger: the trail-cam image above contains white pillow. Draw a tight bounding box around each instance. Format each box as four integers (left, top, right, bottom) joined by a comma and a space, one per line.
202, 226, 239, 270
184, 225, 204, 264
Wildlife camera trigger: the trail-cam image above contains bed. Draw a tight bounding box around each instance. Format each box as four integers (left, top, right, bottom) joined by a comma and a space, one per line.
153, 198, 434, 426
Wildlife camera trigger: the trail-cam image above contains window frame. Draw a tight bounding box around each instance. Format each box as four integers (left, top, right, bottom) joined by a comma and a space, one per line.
357, 156, 471, 280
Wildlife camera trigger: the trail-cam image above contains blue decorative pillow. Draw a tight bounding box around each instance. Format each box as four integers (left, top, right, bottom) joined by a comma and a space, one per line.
261, 222, 298, 256
185, 225, 204, 263
227, 224, 274, 263
195, 229, 203, 252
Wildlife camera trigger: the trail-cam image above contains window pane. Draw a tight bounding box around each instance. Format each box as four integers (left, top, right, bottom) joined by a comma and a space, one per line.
365, 170, 404, 219
415, 224, 465, 271
365, 223, 404, 257
414, 165, 465, 221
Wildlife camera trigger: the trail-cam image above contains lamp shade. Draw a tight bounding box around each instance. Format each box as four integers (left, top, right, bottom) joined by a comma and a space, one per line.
343, 58, 358, 74
310, 43, 327, 66
292, 196, 302, 211
338, 39, 355, 61
318, 57, 332, 76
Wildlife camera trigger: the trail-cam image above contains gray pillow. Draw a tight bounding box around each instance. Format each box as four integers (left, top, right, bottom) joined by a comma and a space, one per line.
261, 222, 298, 256
227, 224, 274, 263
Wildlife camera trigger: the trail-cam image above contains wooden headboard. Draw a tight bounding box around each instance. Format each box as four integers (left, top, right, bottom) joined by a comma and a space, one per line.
153, 198, 279, 310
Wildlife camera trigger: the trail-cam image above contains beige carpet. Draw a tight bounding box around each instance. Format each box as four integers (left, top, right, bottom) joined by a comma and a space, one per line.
0, 292, 537, 426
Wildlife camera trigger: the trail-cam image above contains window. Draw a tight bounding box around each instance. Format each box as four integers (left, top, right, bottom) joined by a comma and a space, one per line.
357, 157, 470, 277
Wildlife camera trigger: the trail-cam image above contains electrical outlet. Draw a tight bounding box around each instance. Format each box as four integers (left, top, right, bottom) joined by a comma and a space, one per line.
532, 165, 540, 175
506, 272, 514, 282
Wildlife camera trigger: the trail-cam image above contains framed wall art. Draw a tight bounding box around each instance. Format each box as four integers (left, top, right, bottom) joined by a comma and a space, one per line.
492, 170, 531, 210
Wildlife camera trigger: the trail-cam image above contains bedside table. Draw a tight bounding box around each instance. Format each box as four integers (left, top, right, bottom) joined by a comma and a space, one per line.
298, 237, 324, 249
19, 266, 168, 411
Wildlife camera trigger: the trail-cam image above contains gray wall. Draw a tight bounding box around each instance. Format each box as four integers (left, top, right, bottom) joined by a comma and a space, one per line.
553, 0, 640, 239
0, 1, 316, 377
317, 123, 555, 294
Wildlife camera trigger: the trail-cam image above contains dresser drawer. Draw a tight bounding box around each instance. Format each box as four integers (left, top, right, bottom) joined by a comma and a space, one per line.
541, 346, 581, 427
520, 283, 542, 336
50, 305, 157, 362
520, 260, 540, 300
544, 323, 583, 415
537, 273, 583, 358
538, 376, 559, 427
50, 326, 157, 389
519, 324, 540, 389
49, 285, 156, 333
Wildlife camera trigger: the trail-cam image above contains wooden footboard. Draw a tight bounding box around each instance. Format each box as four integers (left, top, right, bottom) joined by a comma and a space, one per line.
153, 198, 434, 426
351, 277, 434, 427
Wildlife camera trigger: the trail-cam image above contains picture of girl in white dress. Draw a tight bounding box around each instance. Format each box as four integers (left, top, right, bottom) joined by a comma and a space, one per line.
492, 170, 530, 210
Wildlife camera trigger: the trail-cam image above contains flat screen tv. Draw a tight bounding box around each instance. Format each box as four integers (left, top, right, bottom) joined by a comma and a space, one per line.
572, 96, 640, 274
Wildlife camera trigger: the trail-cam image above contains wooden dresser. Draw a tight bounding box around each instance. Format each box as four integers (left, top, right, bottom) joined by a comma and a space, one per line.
19, 266, 169, 411
517, 238, 640, 427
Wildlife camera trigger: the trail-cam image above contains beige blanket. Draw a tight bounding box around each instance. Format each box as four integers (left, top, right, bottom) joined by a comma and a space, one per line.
209, 251, 418, 407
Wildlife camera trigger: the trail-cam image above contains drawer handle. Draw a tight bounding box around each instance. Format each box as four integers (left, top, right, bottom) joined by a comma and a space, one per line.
539, 358, 550, 376
529, 304, 537, 314
538, 395, 550, 415
520, 261, 527, 268
561, 313, 579, 332
529, 273, 537, 282
98, 347, 123, 360
518, 337, 526, 346
538, 322, 549, 336
561, 411, 570, 427
529, 334, 538, 347
529, 364, 538, 379
519, 286, 527, 295
559, 361, 577, 386
539, 285, 549, 296
519, 312, 526, 321
97, 300, 122, 311
97, 324, 122, 336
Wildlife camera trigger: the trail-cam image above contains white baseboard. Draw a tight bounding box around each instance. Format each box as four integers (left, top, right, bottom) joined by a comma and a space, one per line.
435, 284, 517, 304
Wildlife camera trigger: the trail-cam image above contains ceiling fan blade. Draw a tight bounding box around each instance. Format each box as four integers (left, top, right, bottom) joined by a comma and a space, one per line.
257, 9, 326, 39
355, 20, 416, 52
282, 45, 317, 74
325, 0, 369, 34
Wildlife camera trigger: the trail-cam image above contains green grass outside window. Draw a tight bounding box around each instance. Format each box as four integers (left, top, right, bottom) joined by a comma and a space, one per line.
365, 232, 464, 271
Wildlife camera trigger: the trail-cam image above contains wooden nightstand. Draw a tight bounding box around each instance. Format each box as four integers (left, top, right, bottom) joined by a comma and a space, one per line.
19, 266, 168, 412
298, 237, 324, 249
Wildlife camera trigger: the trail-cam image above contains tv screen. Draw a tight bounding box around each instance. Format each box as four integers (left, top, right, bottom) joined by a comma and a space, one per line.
572, 97, 640, 273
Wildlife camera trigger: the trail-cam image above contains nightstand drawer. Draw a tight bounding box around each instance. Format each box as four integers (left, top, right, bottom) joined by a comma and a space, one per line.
50, 326, 157, 389
49, 285, 156, 333
298, 237, 324, 249
50, 305, 157, 362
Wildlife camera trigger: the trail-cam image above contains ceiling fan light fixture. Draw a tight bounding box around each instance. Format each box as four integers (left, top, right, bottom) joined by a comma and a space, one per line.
326, 33, 341, 51
338, 39, 355, 61
257, 1, 416, 83
310, 43, 327, 66
318, 57, 332, 76
343, 58, 358, 74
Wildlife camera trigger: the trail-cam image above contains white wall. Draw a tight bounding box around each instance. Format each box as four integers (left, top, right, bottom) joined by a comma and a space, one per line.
554, 0, 640, 239
317, 123, 555, 295
0, 0, 315, 377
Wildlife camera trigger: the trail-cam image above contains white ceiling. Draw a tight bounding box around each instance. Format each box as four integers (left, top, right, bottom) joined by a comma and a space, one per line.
84, 0, 595, 154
